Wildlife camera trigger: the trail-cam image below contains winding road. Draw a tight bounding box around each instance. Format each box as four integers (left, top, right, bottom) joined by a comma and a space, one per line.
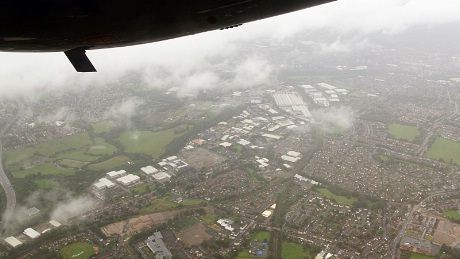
0, 118, 17, 231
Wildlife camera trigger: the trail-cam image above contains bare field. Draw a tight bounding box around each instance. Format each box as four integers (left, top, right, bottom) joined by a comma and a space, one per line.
177, 222, 212, 247
182, 148, 226, 169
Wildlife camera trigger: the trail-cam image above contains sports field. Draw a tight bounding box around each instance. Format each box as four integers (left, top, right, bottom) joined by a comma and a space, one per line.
426, 137, 460, 165
60, 242, 94, 259
118, 125, 192, 158
443, 209, 460, 222
387, 123, 420, 141
281, 242, 305, 259
317, 187, 357, 206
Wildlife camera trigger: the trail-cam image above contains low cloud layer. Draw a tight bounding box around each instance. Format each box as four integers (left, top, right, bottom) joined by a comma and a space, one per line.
49, 195, 96, 222
312, 106, 355, 133
1, 0, 459, 98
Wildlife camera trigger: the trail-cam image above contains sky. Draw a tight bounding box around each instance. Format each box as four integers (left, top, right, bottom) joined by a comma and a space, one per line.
1, 0, 460, 98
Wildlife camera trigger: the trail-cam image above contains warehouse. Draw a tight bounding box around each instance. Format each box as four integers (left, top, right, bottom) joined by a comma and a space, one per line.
141, 165, 159, 175
116, 174, 140, 186
23, 228, 41, 239
93, 177, 115, 190
106, 170, 126, 179
4, 236, 22, 248
152, 172, 172, 183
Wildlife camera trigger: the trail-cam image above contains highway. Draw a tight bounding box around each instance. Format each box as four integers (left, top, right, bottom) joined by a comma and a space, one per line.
0, 118, 17, 231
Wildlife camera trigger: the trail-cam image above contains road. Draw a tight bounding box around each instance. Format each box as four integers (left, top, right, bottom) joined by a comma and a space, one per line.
0, 118, 17, 231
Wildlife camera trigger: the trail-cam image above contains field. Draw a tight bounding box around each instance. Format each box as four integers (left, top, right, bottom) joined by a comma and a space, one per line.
252, 231, 271, 242
388, 123, 420, 141
426, 137, 460, 165
60, 242, 94, 259
443, 209, 460, 222
92, 121, 115, 134
118, 125, 192, 158
181, 199, 203, 206
177, 222, 212, 247
132, 184, 151, 195
12, 163, 74, 178
87, 156, 130, 171
34, 179, 56, 190
281, 242, 305, 259
140, 197, 179, 214
317, 187, 357, 206
409, 253, 435, 259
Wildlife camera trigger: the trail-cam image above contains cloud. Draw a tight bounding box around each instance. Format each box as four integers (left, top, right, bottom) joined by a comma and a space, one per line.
105, 97, 144, 125
312, 106, 355, 133
0, 0, 460, 97
49, 195, 96, 222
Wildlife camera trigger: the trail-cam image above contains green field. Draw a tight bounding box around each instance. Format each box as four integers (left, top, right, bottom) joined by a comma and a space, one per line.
181, 199, 204, 206
252, 231, 271, 242
87, 156, 130, 171
388, 123, 420, 141
132, 184, 151, 195
58, 159, 88, 169
140, 197, 179, 214
13, 163, 74, 178
201, 213, 218, 225
118, 125, 191, 158
86, 138, 117, 156
34, 179, 56, 190
443, 209, 460, 222
281, 242, 305, 259
60, 242, 94, 259
409, 253, 435, 259
92, 121, 115, 134
426, 137, 460, 165
317, 187, 357, 206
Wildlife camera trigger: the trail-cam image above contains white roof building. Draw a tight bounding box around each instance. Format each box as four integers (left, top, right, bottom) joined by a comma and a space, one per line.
220, 142, 232, 148
4, 236, 22, 247
23, 228, 41, 239
116, 174, 140, 186
237, 139, 251, 146
152, 172, 172, 182
262, 210, 273, 218
281, 155, 300, 163
141, 166, 159, 175
217, 219, 234, 232
49, 220, 62, 227
287, 151, 301, 157
262, 133, 282, 140
93, 178, 115, 190
106, 170, 126, 179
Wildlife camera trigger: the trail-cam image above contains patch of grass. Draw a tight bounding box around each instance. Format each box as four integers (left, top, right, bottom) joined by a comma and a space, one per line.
252, 231, 270, 242
281, 242, 305, 259
4, 147, 36, 166
236, 250, 259, 259
317, 187, 357, 206
172, 215, 198, 230
409, 253, 435, 259
201, 213, 218, 225
443, 209, 460, 222
86, 138, 117, 156
60, 242, 94, 259
427, 137, 460, 165
118, 125, 191, 158
182, 199, 203, 206
92, 121, 115, 134
132, 184, 151, 195
13, 163, 74, 178
140, 197, 178, 214
87, 156, 130, 171
34, 179, 56, 190
58, 159, 88, 169
388, 123, 420, 141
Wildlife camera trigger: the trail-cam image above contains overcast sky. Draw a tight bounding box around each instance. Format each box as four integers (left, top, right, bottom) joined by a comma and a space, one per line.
1, 0, 460, 98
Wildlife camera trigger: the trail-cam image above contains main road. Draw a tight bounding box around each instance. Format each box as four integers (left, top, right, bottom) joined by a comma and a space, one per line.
0, 118, 17, 231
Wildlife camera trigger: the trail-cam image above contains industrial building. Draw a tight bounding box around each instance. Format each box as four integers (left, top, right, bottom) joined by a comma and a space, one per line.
152, 172, 172, 183
116, 174, 140, 186
93, 177, 115, 190
145, 232, 172, 259
4, 236, 22, 248
141, 165, 159, 175
106, 170, 127, 179
23, 228, 41, 239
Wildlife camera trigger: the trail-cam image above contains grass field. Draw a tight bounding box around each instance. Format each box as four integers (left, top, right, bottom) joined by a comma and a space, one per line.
426, 137, 460, 165
58, 159, 88, 169
201, 213, 218, 225
443, 209, 460, 222
118, 125, 191, 158
409, 253, 435, 259
252, 231, 271, 242
92, 121, 115, 134
388, 123, 420, 141
87, 138, 117, 156
281, 242, 305, 259
34, 179, 56, 190
317, 187, 357, 206
132, 184, 151, 195
181, 199, 203, 206
87, 156, 130, 171
140, 197, 179, 214
60, 242, 94, 259
13, 163, 74, 178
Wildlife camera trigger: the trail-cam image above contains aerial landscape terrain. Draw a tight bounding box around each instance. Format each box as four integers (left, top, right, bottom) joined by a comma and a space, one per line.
0, 1, 460, 259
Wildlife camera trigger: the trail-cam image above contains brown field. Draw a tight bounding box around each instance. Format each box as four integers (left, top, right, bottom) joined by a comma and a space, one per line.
182, 148, 226, 169
177, 223, 212, 247
433, 220, 460, 246
101, 209, 188, 237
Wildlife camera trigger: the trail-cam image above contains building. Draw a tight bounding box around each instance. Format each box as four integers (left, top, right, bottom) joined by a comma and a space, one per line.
145, 232, 172, 259
23, 228, 41, 239
262, 210, 272, 218
217, 219, 235, 232
152, 172, 172, 183
49, 220, 62, 227
106, 170, 127, 179
141, 165, 159, 175
281, 155, 300, 163
4, 236, 22, 248
116, 174, 140, 186
93, 177, 115, 190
